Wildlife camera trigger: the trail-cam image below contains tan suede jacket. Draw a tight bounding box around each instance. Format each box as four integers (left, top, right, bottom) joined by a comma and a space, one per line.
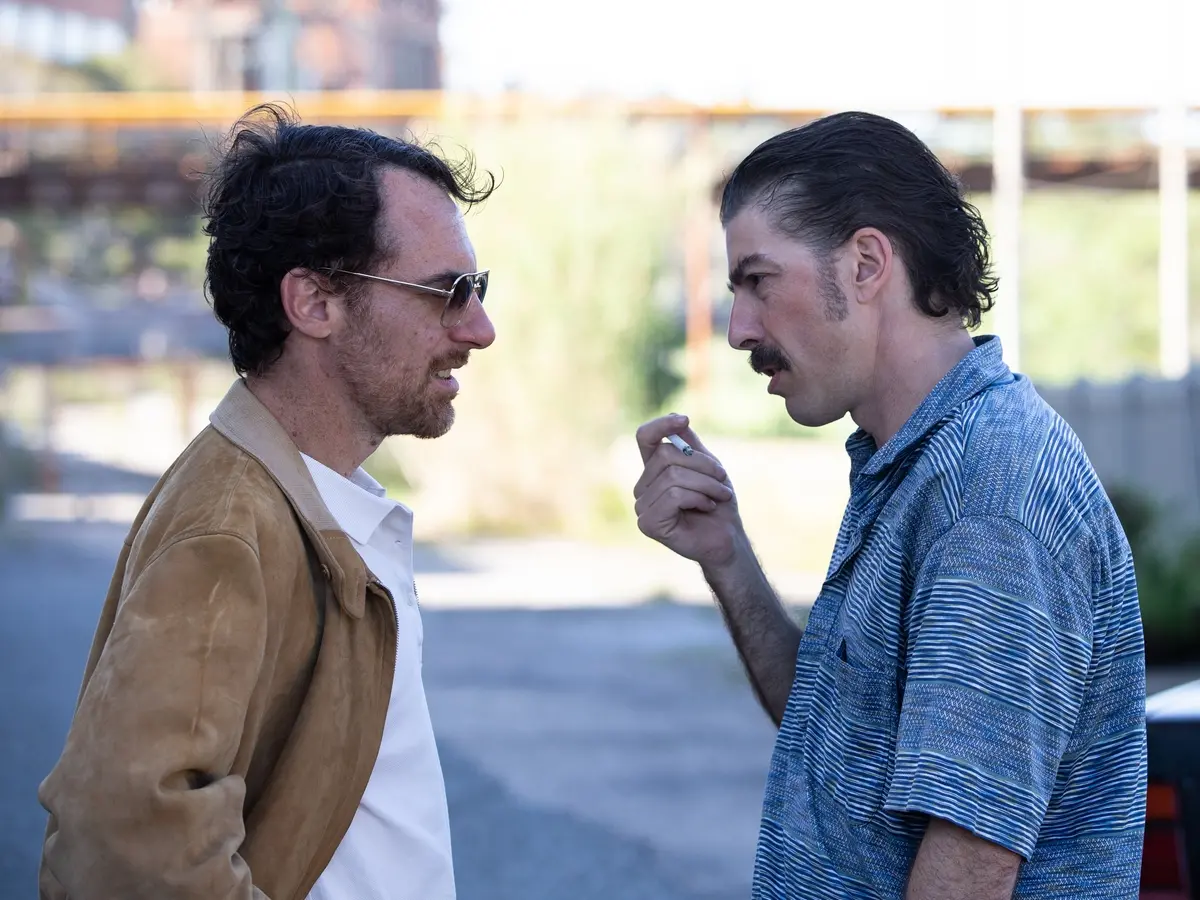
39, 380, 398, 900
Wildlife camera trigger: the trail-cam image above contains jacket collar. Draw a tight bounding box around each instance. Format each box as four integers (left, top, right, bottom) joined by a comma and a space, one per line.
209, 379, 367, 619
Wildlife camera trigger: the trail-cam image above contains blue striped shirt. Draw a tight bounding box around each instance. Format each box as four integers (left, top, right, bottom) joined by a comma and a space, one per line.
754, 336, 1147, 898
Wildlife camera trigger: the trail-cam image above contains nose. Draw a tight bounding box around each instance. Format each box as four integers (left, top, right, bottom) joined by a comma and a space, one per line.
450, 294, 496, 349
726, 292, 760, 351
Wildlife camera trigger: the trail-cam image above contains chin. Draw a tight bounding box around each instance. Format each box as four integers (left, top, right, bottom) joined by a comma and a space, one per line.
415, 419, 454, 440
410, 409, 456, 440
784, 397, 843, 429
384, 403, 456, 440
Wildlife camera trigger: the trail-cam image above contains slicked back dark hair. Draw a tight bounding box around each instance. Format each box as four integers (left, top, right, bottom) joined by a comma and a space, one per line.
719, 111, 997, 328
202, 103, 496, 376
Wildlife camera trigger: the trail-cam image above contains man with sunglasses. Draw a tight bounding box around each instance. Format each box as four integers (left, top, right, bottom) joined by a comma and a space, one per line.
38, 104, 495, 900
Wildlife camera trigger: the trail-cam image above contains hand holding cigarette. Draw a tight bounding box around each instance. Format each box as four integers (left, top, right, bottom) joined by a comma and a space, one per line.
632, 414, 743, 568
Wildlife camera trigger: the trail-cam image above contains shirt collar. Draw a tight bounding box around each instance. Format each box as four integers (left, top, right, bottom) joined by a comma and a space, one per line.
301, 454, 405, 546
847, 334, 1013, 480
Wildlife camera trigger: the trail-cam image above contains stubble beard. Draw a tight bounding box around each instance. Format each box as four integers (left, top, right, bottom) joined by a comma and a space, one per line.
335, 313, 457, 441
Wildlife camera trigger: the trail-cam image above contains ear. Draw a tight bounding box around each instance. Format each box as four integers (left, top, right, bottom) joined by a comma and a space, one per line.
847, 227, 894, 305
280, 268, 341, 339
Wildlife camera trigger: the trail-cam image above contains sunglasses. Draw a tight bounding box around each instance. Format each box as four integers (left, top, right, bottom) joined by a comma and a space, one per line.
320, 268, 489, 328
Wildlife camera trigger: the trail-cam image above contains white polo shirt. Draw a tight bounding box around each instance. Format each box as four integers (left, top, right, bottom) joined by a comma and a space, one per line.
302, 454, 455, 900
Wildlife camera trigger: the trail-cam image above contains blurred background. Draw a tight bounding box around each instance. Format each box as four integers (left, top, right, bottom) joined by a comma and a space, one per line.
1, 0, 1198, 897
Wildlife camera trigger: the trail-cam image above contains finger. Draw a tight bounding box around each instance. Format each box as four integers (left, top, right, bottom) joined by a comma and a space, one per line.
635, 476, 732, 523
634, 468, 733, 520
668, 423, 718, 461
636, 416, 724, 476
637, 487, 720, 536
632, 443, 729, 500
635, 413, 691, 463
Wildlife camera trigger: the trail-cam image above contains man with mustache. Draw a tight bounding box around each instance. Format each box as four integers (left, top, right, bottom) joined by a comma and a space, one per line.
634, 112, 1145, 898
38, 103, 496, 900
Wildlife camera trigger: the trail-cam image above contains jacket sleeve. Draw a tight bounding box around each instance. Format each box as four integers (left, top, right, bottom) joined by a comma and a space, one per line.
39, 532, 272, 899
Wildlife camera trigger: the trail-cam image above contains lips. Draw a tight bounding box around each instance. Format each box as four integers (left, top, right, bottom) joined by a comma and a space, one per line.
431, 354, 470, 381
432, 356, 468, 393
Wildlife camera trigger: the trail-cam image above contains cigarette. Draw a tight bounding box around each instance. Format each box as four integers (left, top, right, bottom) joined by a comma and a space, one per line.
666, 433, 694, 456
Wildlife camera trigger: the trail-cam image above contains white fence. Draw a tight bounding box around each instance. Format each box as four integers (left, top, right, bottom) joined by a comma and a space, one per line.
1037, 369, 1200, 530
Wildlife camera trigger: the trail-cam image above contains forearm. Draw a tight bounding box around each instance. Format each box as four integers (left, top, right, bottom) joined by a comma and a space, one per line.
701, 532, 802, 726
906, 818, 1020, 900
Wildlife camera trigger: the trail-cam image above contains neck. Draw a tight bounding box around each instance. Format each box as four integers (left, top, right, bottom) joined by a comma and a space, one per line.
852, 321, 976, 448
246, 362, 380, 478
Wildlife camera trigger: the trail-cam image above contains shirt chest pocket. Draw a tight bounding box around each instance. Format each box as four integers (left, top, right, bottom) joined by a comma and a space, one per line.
803, 643, 901, 825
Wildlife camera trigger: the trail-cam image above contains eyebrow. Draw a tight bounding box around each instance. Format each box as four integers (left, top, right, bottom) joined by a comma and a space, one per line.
727, 253, 775, 289
415, 270, 468, 289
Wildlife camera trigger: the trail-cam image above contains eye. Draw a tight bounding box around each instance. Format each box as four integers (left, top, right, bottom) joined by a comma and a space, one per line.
728, 273, 769, 294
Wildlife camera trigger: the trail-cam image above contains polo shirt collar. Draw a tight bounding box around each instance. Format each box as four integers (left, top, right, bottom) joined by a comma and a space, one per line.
847, 334, 1012, 481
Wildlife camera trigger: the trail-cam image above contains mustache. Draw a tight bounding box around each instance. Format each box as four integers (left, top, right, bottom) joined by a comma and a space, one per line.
431, 352, 471, 371
748, 345, 790, 375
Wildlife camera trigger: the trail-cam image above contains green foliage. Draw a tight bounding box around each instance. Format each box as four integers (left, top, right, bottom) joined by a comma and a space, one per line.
17, 208, 205, 289
1, 46, 170, 94
12, 114, 1200, 540
973, 190, 1200, 385
388, 114, 691, 535
452, 114, 688, 428
1108, 485, 1200, 661
0, 422, 38, 515
68, 48, 172, 93
152, 220, 210, 281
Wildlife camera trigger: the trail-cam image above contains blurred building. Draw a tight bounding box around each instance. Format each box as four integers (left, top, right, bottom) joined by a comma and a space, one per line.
137, 0, 442, 92
0, 0, 132, 65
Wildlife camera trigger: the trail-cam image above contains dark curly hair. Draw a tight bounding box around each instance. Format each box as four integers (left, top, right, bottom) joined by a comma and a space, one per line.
719, 111, 997, 328
202, 103, 496, 376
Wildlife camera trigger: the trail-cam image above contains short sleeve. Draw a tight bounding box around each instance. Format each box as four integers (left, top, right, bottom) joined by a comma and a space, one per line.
883, 515, 1094, 859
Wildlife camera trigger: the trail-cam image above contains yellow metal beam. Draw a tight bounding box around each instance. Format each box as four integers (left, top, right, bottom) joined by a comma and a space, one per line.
0, 90, 1185, 128
0, 90, 446, 126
